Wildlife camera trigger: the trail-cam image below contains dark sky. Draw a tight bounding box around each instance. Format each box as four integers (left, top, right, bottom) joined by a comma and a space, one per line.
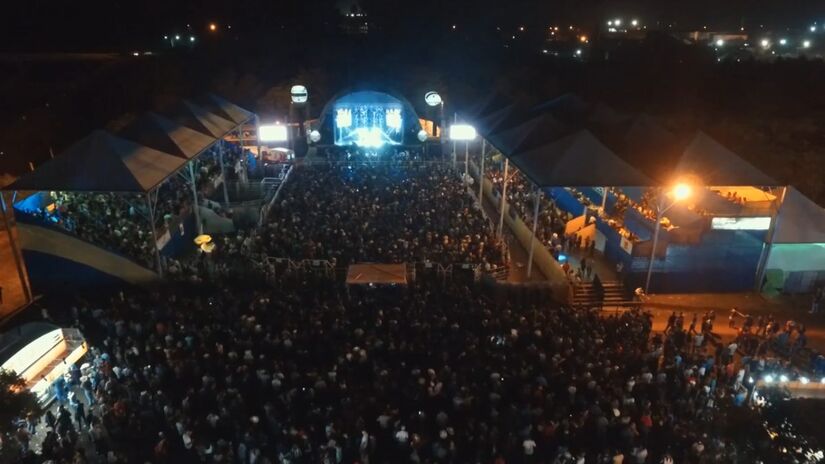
2, 0, 824, 51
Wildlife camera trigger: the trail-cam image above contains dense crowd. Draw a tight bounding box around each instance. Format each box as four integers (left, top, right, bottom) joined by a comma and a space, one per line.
261, 162, 505, 267
19, 144, 247, 267
5, 277, 779, 464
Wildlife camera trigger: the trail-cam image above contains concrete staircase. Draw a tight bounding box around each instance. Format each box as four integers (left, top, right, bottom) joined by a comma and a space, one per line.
571, 280, 630, 308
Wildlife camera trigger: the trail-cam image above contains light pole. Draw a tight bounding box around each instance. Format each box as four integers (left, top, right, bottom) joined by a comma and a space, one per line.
644, 183, 693, 293
449, 124, 477, 183
478, 138, 486, 207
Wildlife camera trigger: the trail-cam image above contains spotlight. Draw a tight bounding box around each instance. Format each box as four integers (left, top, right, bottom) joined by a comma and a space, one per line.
764, 374, 774, 384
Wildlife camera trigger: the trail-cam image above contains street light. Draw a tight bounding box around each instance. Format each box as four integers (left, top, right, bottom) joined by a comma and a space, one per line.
644, 182, 694, 293
450, 124, 477, 182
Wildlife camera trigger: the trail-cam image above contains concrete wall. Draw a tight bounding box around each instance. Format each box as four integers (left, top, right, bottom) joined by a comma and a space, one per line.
471, 161, 572, 304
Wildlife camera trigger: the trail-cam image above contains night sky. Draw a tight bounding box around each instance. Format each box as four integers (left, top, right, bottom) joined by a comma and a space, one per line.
3, 0, 825, 51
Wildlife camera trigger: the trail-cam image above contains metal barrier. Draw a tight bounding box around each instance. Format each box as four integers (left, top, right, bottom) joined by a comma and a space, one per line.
262, 258, 500, 284
259, 165, 294, 225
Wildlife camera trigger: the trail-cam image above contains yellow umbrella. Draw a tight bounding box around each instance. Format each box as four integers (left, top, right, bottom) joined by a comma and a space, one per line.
194, 234, 213, 246
200, 242, 216, 254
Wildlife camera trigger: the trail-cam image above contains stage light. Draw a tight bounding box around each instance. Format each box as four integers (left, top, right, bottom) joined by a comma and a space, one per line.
764, 374, 774, 384
820, 377, 825, 384
309, 130, 321, 143
336, 109, 352, 128
259, 124, 288, 142
385, 109, 402, 131
779, 375, 789, 383
424, 91, 442, 107
417, 130, 428, 142
353, 127, 385, 148
804, 40, 812, 48
716, 39, 724, 47
291, 85, 308, 103
449, 124, 477, 141
800, 377, 810, 384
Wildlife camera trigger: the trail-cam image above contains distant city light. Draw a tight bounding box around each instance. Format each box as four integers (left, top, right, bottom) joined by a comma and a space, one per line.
760, 39, 770, 48
580, 35, 588, 43
804, 40, 812, 48
209, 23, 217, 32
631, 19, 639, 27
175, 35, 181, 40
519, 26, 525, 31
132, 52, 139, 57
163, 35, 168, 40
607, 20, 613, 26
716, 39, 724, 46
811, 26, 817, 32
189, 36, 196, 42
575, 49, 582, 56
614, 19, 622, 26
779, 38, 787, 45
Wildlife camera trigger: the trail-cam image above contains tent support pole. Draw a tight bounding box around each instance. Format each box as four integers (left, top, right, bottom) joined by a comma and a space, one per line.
0, 191, 32, 303
463, 141, 469, 184
255, 116, 262, 164
478, 139, 486, 207
601, 186, 608, 212
189, 163, 203, 235
527, 187, 541, 279
145, 191, 164, 277
754, 186, 788, 292
219, 140, 230, 206
237, 124, 248, 184
497, 157, 509, 238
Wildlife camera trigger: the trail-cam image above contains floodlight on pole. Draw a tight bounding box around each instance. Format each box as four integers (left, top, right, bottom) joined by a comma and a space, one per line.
259, 124, 289, 142
290, 85, 308, 104
449, 124, 477, 141
644, 181, 695, 293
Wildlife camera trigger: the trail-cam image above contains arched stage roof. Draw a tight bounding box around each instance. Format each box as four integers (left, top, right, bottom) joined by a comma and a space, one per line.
318, 87, 422, 128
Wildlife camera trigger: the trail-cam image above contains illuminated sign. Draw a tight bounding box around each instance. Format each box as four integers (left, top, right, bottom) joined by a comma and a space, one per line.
290, 85, 308, 103
711, 217, 771, 230
425, 91, 442, 107
259, 124, 288, 142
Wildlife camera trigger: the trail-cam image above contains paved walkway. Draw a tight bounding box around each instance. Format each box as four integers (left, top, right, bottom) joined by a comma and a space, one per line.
639, 292, 825, 351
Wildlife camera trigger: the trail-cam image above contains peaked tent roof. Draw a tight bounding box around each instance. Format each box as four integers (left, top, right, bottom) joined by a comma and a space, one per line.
486, 114, 572, 155
774, 187, 825, 244
532, 93, 591, 125
116, 112, 218, 160
509, 130, 653, 187
162, 101, 238, 138
7, 130, 188, 193
197, 94, 255, 125
676, 131, 777, 186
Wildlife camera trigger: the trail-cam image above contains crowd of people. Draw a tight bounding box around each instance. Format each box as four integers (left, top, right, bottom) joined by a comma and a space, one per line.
5, 276, 780, 463
17, 143, 247, 268
260, 161, 506, 268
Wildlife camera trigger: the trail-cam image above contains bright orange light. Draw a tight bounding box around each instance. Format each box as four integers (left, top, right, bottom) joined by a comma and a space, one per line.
672, 183, 692, 201
209, 23, 217, 32
579, 35, 588, 43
